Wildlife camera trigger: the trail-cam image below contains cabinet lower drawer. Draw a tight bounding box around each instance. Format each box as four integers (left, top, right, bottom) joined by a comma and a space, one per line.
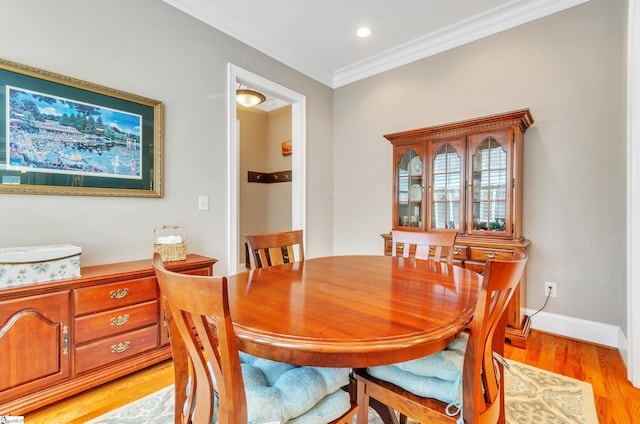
451, 245, 468, 260
463, 261, 486, 274
74, 300, 158, 344
469, 247, 513, 262
384, 242, 468, 261
74, 325, 158, 374
74, 277, 157, 315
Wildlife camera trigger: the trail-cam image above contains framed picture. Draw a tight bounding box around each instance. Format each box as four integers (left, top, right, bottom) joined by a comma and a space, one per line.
0, 58, 163, 197
281, 140, 292, 156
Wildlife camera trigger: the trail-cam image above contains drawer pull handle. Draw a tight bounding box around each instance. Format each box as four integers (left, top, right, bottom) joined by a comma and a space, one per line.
111, 341, 131, 353
453, 248, 462, 255
62, 325, 69, 356
484, 251, 498, 259
110, 288, 129, 299
110, 314, 130, 326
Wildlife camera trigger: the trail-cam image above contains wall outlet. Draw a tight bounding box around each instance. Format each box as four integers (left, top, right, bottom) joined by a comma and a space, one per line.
544, 281, 557, 298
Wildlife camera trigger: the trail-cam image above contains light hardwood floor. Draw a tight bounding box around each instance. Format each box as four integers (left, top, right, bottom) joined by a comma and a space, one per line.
21, 330, 640, 423
504, 330, 640, 424
22, 360, 175, 424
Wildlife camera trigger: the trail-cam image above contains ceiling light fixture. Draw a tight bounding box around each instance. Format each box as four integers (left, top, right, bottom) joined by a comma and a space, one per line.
356, 27, 371, 38
236, 88, 266, 108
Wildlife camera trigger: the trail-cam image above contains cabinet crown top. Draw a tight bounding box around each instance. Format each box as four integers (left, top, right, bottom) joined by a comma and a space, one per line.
384, 109, 533, 143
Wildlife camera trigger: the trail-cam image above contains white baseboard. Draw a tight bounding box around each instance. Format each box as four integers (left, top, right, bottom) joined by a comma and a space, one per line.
525, 308, 626, 350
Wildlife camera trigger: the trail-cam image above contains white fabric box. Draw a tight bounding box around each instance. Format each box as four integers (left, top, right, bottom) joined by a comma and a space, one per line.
0, 244, 81, 288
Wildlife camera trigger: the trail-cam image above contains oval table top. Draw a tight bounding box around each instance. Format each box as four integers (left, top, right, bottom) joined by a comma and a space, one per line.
227, 255, 482, 368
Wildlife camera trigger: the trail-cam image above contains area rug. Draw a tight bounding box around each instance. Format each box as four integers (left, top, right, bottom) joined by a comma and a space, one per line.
86, 360, 598, 423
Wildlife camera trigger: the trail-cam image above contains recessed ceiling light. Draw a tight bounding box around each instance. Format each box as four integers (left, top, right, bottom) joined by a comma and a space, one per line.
356, 27, 371, 38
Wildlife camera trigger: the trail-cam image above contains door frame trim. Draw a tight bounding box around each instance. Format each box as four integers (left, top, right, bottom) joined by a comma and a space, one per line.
227, 64, 306, 274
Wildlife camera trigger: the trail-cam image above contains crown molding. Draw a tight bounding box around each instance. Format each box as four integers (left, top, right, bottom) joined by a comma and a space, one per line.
164, 0, 590, 89
333, 0, 590, 88
163, 0, 334, 86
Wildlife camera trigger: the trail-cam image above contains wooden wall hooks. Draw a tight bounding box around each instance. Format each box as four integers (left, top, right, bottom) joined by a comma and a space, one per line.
248, 170, 292, 183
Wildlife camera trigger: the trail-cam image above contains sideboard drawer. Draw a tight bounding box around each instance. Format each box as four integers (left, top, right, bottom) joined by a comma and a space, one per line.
74, 325, 158, 374
74, 300, 158, 344
74, 277, 157, 315
469, 247, 513, 262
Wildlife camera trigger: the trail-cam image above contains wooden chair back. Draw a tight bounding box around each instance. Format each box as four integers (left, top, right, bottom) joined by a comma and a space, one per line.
355, 248, 528, 424
245, 229, 304, 269
153, 253, 247, 423
391, 230, 457, 264
462, 247, 527, 423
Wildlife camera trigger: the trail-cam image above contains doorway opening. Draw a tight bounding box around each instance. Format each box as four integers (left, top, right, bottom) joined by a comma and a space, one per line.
227, 64, 307, 274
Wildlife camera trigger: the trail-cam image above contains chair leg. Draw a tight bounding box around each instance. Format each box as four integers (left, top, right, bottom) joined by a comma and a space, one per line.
356, 378, 370, 424
357, 375, 399, 424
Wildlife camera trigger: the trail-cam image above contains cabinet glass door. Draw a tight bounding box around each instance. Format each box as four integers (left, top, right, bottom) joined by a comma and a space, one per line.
429, 138, 464, 231
469, 135, 510, 236
396, 148, 423, 228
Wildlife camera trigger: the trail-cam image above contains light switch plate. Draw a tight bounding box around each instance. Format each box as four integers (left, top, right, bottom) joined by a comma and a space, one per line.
198, 196, 209, 211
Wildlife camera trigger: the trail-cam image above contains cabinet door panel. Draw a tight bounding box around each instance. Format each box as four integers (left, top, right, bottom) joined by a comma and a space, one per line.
428, 137, 466, 232
393, 145, 425, 229
0, 291, 70, 395
467, 130, 513, 238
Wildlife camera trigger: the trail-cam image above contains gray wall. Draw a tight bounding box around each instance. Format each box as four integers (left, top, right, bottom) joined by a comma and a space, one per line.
333, 0, 627, 326
264, 107, 293, 231
0, 0, 334, 274
238, 107, 268, 261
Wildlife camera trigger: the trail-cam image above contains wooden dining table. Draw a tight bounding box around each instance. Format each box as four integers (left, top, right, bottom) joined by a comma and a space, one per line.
226, 255, 483, 368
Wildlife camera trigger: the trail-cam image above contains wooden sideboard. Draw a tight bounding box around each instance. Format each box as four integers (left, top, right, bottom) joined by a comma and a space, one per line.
0, 254, 216, 416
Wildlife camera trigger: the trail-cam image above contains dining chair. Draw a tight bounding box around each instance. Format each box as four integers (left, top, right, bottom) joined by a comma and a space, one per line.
245, 229, 304, 269
391, 230, 458, 264
152, 253, 357, 424
354, 248, 528, 424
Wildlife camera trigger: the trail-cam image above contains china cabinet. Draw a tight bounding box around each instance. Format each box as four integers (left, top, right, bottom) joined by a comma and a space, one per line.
0, 254, 215, 415
382, 109, 533, 347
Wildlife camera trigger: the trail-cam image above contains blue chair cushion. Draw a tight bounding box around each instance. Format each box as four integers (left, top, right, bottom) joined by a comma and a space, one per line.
239, 352, 351, 423
366, 332, 468, 406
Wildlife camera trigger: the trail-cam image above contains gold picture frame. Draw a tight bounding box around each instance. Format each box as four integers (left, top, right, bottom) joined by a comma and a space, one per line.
0, 58, 164, 197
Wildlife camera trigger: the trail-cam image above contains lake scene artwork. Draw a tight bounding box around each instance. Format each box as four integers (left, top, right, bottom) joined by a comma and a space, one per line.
7, 86, 142, 179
